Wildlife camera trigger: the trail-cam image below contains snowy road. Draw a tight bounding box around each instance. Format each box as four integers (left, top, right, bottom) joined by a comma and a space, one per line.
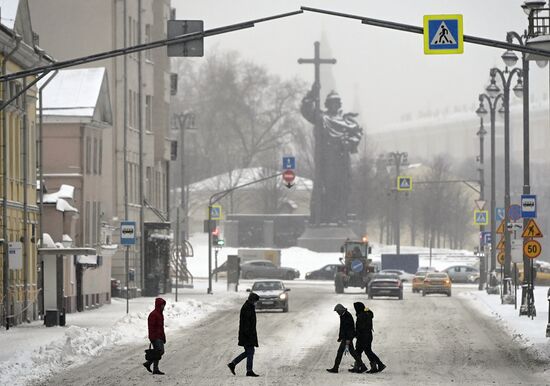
40, 281, 548, 385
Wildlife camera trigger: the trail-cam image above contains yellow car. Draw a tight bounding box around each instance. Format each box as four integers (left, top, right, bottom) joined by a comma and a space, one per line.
517, 262, 550, 285
412, 272, 427, 293
422, 272, 452, 297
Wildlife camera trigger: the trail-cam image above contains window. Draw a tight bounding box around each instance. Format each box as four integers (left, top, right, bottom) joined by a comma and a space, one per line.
128, 90, 133, 128
92, 202, 97, 245
145, 24, 152, 60
85, 201, 90, 245
86, 137, 91, 174
145, 95, 152, 132
93, 138, 98, 174
98, 139, 103, 175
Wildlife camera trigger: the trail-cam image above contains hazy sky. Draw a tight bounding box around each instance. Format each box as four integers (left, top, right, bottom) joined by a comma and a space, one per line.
172, 0, 548, 131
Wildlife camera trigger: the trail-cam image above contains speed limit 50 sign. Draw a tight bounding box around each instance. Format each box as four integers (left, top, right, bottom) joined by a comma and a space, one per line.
523, 239, 542, 259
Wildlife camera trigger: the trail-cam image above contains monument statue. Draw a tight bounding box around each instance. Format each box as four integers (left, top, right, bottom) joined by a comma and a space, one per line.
301, 88, 363, 225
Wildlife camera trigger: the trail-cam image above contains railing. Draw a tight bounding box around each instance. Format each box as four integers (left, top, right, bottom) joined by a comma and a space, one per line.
528, 8, 550, 38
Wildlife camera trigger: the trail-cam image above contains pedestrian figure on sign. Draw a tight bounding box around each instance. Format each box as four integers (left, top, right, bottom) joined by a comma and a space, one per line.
228, 292, 260, 377
438, 24, 451, 43
143, 297, 167, 375
326, 304, 366, 373
350, 302, 386, 374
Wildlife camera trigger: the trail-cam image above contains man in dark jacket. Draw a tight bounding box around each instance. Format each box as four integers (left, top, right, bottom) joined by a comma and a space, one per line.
351, 301, 385, 373
326, 303, 366, 373
227, 292, 260, 377
143, 297, 166, 375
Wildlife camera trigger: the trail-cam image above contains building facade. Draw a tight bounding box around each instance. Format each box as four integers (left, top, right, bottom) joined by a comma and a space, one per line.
0, 0, 52, 326
29, 0, 173, 291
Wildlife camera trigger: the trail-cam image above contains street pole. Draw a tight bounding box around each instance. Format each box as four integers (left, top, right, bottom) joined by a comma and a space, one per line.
175, 208, 179, 302
207, 205, 213, 295
477, 117, 487, 290
491, 67, 522, 297
395, 157, 401, 257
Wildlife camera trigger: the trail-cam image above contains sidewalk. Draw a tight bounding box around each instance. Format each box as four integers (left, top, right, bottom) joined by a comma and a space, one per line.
0, 280, 242, 386
462, 285, 550, 365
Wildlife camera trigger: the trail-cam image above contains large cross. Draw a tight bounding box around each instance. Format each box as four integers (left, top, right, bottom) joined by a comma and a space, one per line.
297, 41, 336, 226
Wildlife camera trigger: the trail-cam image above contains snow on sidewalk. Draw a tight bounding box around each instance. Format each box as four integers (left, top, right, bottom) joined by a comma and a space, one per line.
0, 281, 240, 386
462, 286, 550, 364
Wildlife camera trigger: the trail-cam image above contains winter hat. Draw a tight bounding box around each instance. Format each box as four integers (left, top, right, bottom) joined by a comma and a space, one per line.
353, 302, 365, 313
248, 292, 260, 302
333, 303, 346, 313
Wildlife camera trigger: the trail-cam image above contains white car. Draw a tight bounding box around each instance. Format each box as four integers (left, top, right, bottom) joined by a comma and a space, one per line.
247, 280, 290, 312
379, 269, 415, 282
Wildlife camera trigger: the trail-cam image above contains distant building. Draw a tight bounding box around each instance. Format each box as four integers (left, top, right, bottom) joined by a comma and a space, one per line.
0, 0, 52, 326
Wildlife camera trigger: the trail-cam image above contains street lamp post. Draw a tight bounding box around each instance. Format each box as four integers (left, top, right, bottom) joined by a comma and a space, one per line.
476, 117, 487, 290
387, 152, 408, 256
476, 90, 503, 291
489, 66, 523, 297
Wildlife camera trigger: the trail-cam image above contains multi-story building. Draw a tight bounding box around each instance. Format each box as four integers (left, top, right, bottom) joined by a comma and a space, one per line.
41, 67, 114, 312
30, 0, 173, 291
0, 0, 52, 326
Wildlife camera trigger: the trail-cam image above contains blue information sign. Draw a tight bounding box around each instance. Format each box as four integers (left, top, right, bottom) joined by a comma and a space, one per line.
521, 194, 536, 218
120, 221, 136, 245
282, 156, 296, 170
481, 231, 492, 246
495, 207, 505, 222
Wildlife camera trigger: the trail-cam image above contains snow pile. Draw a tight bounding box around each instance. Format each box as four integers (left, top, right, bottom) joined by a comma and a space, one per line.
463, 287, 550, 363
0, 296, 236, 386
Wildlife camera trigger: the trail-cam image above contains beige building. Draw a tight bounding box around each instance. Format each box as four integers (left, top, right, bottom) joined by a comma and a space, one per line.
41, 68, 114, 312
30, 0, 173, 290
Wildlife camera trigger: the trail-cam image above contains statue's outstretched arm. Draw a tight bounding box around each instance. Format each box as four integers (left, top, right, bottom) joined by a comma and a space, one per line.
300, 87, 316, 124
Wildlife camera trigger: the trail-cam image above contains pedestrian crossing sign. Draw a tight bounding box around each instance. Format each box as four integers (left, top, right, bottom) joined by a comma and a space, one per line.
474, 210, 488, 226
209, 204, 223, 220
424, 15, 464, 55
397, 176, 412, 191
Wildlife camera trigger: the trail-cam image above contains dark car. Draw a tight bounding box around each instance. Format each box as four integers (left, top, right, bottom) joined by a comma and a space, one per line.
305, 264, 341, 280
368, 274, 403, 300
248, 280, 290, 312
240, 260, 300, 280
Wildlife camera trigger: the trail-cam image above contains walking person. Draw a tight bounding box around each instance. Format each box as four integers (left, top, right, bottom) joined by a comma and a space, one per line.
143, 297, 167, 375
351, 301, 386, 374
227, 292, 260, 377
326, 303, 367, 373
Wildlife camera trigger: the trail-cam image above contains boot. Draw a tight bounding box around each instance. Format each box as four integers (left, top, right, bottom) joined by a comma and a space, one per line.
143, 362, 152, 373
366, 362, 378, 373
326, 367, 338, 373
153, 368, 165, 375
246, 371, 260, 377
357, 363, 368, 373
377, 363, 386, 373
227, 362, 236, 375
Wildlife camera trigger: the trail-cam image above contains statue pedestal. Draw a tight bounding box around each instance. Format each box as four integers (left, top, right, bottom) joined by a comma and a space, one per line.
297, 225, 358, 252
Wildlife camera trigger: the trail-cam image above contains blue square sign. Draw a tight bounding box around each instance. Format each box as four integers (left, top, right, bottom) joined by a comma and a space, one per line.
282, 156, 295, 170
521, 194, 536, 218
120, 221, 136, 245
424, 15, 464, 55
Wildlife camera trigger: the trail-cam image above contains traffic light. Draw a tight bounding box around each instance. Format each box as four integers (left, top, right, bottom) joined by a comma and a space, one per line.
212, 226, 219, 245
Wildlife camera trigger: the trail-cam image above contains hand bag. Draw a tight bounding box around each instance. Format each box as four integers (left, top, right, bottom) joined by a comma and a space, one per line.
145, 343, 161, 361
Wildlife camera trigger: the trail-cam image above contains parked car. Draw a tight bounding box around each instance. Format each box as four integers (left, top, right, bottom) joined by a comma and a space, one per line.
379, 269, 415, 282
442, 265, 479, 283
305, 264, 341, 280
417, 266, 438, 273
412, 272, 427, 293
422, 272, 452, 297
368, 274, 403, 300
248, 280, 290, 312
240, 260, 300, 280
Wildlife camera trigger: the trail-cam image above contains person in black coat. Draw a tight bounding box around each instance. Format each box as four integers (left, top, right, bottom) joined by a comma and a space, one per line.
227, 292, 260, 377
326, 303, 366, 373
352, 301, 385, 373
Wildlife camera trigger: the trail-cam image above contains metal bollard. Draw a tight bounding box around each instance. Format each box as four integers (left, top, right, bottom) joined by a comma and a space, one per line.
546, 288, 550, 338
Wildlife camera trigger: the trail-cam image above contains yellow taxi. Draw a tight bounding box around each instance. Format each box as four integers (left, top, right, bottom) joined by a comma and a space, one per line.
412, 272, 427, 293
422, 272, 452, 297
517, 262, 550, 285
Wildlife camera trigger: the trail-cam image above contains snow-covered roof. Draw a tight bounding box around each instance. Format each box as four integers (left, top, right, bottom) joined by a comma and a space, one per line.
0, 0, 19, 29
189, 167, 312, 192
39, 68, 112, 124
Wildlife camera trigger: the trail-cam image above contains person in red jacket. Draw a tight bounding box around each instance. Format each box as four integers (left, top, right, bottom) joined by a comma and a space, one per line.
143, 297, 166, 375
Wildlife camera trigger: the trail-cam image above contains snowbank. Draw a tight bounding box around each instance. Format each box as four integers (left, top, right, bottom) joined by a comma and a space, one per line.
0, 290, 239, 386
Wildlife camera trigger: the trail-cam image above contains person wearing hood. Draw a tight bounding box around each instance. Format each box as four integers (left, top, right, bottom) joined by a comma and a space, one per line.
143, 297, 167, 375
351, 301, 385, 374
326, 303, 367, 373
228, 292, 260, 377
